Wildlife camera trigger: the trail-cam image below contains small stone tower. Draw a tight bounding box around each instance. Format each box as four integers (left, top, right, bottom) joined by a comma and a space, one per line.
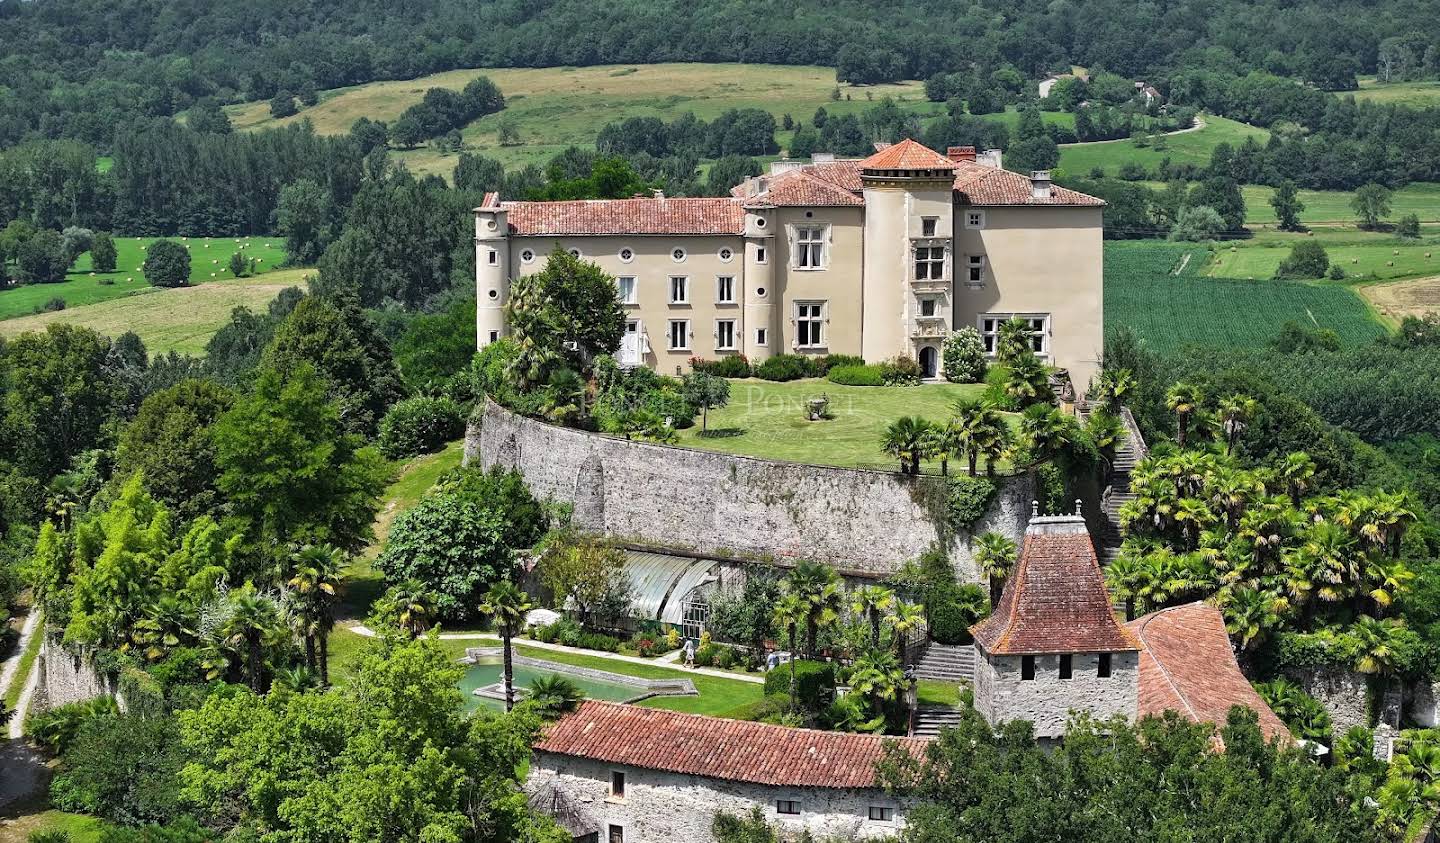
969, 509, 1141, 739
474, 193, 510, 350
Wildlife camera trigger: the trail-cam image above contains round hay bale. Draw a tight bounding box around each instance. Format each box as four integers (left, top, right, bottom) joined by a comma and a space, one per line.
1387, 261, 1394, 267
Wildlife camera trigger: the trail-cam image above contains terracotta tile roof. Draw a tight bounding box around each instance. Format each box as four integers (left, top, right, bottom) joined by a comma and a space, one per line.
971, 517, 1140, 655
476, 192, 501, 210
1127, 602, 1290, 745
503, 197, 745, 236
741, 169, 864, 208
952, 161, 1105, 206
858, 138, 959, 172
534, 700, 926, 788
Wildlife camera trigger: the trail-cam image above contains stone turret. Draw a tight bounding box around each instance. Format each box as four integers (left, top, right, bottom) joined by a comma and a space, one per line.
969, 508, 1141, 739
474, 192, 510, 349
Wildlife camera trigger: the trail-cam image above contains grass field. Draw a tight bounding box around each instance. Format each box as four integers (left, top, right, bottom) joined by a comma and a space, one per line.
0, 810, 108, 843
0, 237, 286, 321
226, 63, 934, 175
1205, 241, 1440, 281
0, 268, 308, 355
1104, 241, 1387, 354
1059, 115, 1268, 177
1238, 182, 1440, 226
1354, 77, 1440, 107
675, 378, 992, 470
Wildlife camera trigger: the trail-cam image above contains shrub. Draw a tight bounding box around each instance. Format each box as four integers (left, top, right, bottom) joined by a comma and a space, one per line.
763, 659, 835, 710
948, 476, 998, 530
827, 364, 885, 386
755, 353, 814, 381
49, 712, 184, 824
27, 697, 119, 754
942, 327, 987, 383
91, 231, 117, 272
691, 355, 752, 378
377, 396, 465, 459
814, 354, 864, 374
577, 631, 622, 652
1274, 241, 1330, 280
929, 584, 988, 644
1327, 264, 1346, 280
39, 296, 65, 312
713, 646, 737, 669
141, 239, 191, 288
879, 356, 922, 386
630, 634, 662, 657
694, 643, 718, 667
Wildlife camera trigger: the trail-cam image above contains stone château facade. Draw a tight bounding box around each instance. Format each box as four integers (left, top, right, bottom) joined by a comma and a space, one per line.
476, 139, 1106, 387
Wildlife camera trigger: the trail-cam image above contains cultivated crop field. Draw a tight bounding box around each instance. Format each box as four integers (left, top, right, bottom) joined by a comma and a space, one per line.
1205, 241, 1440, 281
0, 268, 308, 355
1104, 242, 1386, 354
0, 237, 286, 321
1058, 115, 1269, 177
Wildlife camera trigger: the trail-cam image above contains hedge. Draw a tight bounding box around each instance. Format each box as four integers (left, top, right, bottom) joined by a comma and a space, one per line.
827, 364, 885, 386
755, 353, 814, 381
377, 396, 466, 459
763, 658, 835, 710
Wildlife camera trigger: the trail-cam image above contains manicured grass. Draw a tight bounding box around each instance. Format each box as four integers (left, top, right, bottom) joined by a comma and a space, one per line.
917, 679, 962, 707
1059, 115, 1269, 178
1104, 241, 1387, 355
1205, 241, 1440, 282
0, 810, 109, 843
1353, 77, 1440, 107
225, 63, 933, 176
1240, 182, 1440, 226
675, 378, 992, 471
0, 268, 309, 355
0, 236, 287, 322
4, 615, 44, 709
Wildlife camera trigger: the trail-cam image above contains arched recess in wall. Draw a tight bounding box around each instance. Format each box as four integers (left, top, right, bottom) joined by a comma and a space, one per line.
573, 452, 606, 528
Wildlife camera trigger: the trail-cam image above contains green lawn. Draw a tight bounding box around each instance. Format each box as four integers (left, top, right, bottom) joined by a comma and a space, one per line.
0, 268, 308, 355
1353, 77, 1440, 107
0, 236, 287, 322
1205, 241, 1440, 282
1240, 182, 1440, 226
676, 378, 992, 470
917, 679, 962, 707
1059, 115, 1269, 178
0, 810, 109, 843
1104, 241, 1387, 355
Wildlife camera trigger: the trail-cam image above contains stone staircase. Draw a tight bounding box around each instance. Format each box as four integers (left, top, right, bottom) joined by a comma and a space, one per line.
1087, 404, 1148, 567
913, 705, 965, 738
913, 642, 975, 683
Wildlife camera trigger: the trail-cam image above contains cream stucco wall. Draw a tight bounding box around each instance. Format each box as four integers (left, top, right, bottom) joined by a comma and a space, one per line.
774, 207, 864, 358
953, 205, 1105, 390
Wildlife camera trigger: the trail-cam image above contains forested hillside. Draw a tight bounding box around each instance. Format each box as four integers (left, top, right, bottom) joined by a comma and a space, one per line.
1, 0, 1437, 148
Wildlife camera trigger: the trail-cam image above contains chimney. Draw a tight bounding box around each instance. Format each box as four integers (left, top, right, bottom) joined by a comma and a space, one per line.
651, 189, 665, 200
1030, 171, 1052, 200
811, 152, 835, 164
977, 148, 1003, 169
946, 145, 976, 163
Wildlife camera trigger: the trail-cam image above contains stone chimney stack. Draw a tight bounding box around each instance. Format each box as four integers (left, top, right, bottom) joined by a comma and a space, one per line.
946, 145, 976, 163
651, 189, 665, 200
977, 148, 1003, 169
1030, 170, 1052, 200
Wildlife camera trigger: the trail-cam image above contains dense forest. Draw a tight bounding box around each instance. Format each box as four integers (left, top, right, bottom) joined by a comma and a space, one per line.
2, 0, 1438, 149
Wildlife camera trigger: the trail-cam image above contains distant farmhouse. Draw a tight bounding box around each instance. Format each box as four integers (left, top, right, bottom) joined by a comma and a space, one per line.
476, 139, 1107, 388
1037, 70, 1090, 99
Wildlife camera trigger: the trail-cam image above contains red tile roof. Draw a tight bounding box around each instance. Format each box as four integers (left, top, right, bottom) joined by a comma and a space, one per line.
1127, 602, 1290, 745
477, 192, 501, 210
971, 517, 1140, 655
741, 169, 864, 208
858, 138, 958, 172
534, 700, 926, 788
503, 197, 745, 236
952, 160, 1104, 206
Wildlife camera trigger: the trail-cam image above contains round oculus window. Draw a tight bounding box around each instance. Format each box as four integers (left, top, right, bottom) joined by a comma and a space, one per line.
718, 247, 734, 262
487, 289, 498, 299
619, 248, 634, 262
756, 286, 767, 298
485, 219, 498, 231
520, 249, 535, 263
671, 247, 686, 262
568, 248, 582, 258
755, 217, 767, 228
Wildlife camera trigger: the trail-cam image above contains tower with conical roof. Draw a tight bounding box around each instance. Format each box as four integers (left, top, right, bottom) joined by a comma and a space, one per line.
969, 509, 1141, 739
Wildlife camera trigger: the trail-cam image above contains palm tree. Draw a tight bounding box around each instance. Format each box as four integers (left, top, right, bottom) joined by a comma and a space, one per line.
1366, 556, 1415, 617
1165, 382, 1203, 448
526, 675, 585, 718
784, 561, 843, 658
1004, 354, 1048, 406
1287, 522, 1359, 615
286, 544, 344, 685
773, 593, 807, 709
1277, 452, 1317, 505
974, 532, 1017, 606
1104, 552, 1146, 621
850, 585, 895, 648
1217, 394, 1257, 455
1220, 585, 1281, 652
996, 317, 1036, 364
1085, 410, 1126, 483
881, 416, 933, 475
386, 580, 436, 639
1096, 368, 1135, 410
953, 399, 1012, 476
1353, 614, 1404, 725
221, 588, 286, 693
1172, 497, 1215, 549
847, 647, 906, 709
926, 421, 963, 476
479, 580, 534, 712
888, 601, 925, 666
1208, 466, 1261, 529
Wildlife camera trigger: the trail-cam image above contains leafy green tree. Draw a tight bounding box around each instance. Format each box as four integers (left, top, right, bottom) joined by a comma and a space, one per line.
276, 178, 335, 265
1274, 241, 1329, 279
1270, 180, 1305, 231
0, 324, 119, 479
705, 155, 760, 196
534, 530, 631, 628
682, 371, 730, 433
454, 153, 505, 193
60, 226, 93, 265
1168, 204, 1226, 241
16, 228, 68, 283
115, 379, 233, 519
1396, 213, 1421, 239
90, 231, 117, 272
268, 90, 297, 118
505, 247, 625, 386
48, 711, 185, 824
478, 579, 533, 712
142, 239, 191, 287
393, 297, 478, 392
212, 363, 388, 556
1352, 183, 1393, 230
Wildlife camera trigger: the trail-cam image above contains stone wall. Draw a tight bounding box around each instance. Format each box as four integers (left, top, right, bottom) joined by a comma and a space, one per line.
469, 402, 1032, 579
974, 650, 1140, 739
33, 632, 112, 712
530, 754, 906, 843
1284, 666, 1371, 736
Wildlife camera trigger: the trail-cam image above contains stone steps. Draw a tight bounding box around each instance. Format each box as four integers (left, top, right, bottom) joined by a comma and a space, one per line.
914, 643, 975, 683
913, 705, 965, 737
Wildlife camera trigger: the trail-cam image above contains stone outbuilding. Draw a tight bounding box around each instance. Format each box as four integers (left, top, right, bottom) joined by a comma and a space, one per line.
528, 700, 925, 843
969, 512, 1142, 739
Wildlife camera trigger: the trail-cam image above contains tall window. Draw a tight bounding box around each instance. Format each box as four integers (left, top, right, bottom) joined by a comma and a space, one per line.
1097, 653, 1112, 678
967, 255, 985, 285
716, 276, 735, 304
1021, 655, 1036, 681
919, 298, 937, 317
486, 248, 498, 265
979, 314, 1048, 356
610, 771, 626, 799
608, 825, 624, 843
796, 302, 824, 348
668, 320, 689, 351
795, 226, 825, 269
715, 319, 737, 350
755, 245, 767, 264
617, 276, 637, 305
1059, 654, 1073, 680
914, 246, 945, 280
669, 276, 689, 304
756, 327, 768, 346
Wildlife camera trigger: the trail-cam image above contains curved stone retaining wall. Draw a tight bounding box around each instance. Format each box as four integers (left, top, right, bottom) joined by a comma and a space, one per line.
468, 401, 1031, 579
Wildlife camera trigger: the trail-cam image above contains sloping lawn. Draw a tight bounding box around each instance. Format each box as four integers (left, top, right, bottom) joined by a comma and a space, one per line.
675, 378, 991, 471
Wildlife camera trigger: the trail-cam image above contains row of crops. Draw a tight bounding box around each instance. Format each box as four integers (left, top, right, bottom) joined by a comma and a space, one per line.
1103, 241, 1387, 356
